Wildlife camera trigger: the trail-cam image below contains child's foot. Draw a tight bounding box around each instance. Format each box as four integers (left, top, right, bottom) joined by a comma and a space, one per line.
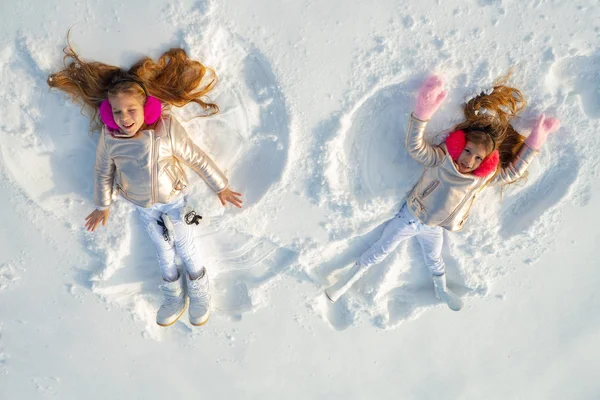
187, 268, 211, 326
324, 263, 365, 303
157, 273, 189, 326
432, 274, 464, 311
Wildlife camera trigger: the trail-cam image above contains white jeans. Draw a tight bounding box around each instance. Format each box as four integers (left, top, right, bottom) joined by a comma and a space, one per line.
135, 197, 202, 281
358, 203, 445, 276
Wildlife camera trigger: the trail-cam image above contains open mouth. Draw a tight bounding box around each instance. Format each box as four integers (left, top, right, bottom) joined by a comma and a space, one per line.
123, 122, 135, 130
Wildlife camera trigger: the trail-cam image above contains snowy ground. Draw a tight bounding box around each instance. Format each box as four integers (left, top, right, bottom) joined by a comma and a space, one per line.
1, 0, 599, 398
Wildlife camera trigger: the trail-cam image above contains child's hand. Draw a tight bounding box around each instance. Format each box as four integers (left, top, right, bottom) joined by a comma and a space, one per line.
525, 114, 561, 150
414, 75, 448, 120
217, 188, 243, 208
85, 209, 110, 232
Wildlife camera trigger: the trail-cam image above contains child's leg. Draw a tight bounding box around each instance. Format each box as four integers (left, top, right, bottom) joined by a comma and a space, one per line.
357, 209, 418, 268
326, 206, 417, 302
136, 206, 179, 282
414, 227, 463, 311
414, 225, 445, 276
164, 199, 204, 280
163, 198, 210, 325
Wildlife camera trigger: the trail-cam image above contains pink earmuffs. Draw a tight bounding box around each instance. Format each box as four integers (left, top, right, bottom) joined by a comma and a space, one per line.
99, 96, 162, 131
445, 130, 499, 177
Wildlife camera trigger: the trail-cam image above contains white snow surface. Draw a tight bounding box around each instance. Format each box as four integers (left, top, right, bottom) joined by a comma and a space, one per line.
1, 0, 600, 398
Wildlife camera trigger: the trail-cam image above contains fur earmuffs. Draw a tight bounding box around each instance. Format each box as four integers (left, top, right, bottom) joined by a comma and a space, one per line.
445, 130, 499, 177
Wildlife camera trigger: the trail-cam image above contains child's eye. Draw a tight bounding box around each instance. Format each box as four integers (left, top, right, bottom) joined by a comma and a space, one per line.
465, 149, 471, 154
113, 111, 121, 115
476, 156, 482, 161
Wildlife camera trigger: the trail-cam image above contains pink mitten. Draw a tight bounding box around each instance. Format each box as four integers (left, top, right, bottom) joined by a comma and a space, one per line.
414, 75, 448, 120
525, 114, 561, 150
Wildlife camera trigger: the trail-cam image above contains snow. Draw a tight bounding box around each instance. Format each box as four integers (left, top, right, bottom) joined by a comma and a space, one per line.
1, 0, 600, 398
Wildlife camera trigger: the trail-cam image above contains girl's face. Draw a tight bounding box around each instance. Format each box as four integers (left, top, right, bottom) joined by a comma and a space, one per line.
109, 92, 145, 135
456, 141, 488, 174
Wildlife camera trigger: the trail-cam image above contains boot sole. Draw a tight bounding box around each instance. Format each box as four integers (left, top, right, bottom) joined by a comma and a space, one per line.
324, 290, 336, 303
436, 293, 463, 312
157, 300, 189, 327
190, 311, 210, 326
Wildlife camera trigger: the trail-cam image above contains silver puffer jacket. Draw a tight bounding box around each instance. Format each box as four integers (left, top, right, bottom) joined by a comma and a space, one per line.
405, 113, 537, 231
94, 115, 228, 209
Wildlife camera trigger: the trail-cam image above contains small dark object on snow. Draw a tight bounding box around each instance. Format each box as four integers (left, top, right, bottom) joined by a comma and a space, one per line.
185, 210, 202, 225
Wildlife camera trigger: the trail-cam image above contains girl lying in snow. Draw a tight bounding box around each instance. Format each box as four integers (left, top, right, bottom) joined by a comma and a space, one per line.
48, 44, 242, 327
325, 75, 560, 311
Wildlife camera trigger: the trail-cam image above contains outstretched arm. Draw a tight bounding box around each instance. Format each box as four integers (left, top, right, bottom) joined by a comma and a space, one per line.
406, 75, 448, 167
169, 116, 229, 192
492, 114, 561, 185
94, 131, 115, 209
169, 116, 243, 207
87, 131, 115, 231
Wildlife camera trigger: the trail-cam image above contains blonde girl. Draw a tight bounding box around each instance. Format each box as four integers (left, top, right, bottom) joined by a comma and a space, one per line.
48, 44, 242, 326
325, 75, 561, 311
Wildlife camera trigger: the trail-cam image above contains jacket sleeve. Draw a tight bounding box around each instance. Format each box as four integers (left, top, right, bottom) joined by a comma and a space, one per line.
490, 143, 539, 185
94, 131, 115, 209
169, 116, 229, 193
405, 113, 446, 168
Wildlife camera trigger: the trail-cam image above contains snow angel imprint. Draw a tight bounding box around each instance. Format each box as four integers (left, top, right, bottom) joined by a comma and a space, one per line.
325, 75, 561, 311
47, 42, 243, 327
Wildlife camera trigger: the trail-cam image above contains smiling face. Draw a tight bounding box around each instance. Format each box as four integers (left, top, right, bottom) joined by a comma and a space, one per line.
109, 92, 145, 135
456, 141, 489, 174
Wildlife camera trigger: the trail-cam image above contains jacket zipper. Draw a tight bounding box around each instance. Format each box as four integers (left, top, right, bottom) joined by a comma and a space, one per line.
421, 180, 440, 198
150, 131, 158, 204
162, 163, 180, 197
439, 180, 483, 226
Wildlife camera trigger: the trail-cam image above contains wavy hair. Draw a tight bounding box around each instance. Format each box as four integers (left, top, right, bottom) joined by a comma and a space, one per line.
47, 36, 219, 131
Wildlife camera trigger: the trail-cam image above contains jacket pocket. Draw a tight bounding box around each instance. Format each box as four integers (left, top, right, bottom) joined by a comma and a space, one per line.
421, 180, 440, 198
408, 196, 425, 216
161, 162, 186, 191
161, 163, 176, 182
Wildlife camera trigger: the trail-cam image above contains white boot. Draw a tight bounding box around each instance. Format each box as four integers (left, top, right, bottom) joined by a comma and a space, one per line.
325, 263, 367, 303
187, 268, 211, 326
157, 272, 189, 327
432, 274, 463, 311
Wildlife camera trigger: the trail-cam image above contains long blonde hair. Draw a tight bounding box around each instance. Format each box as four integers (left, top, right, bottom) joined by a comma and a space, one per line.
47, 37, 219, 131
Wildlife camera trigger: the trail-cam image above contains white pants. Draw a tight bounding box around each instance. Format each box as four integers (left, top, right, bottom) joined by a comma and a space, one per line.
358, 203, 445, 276
135, 197, 202, 281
